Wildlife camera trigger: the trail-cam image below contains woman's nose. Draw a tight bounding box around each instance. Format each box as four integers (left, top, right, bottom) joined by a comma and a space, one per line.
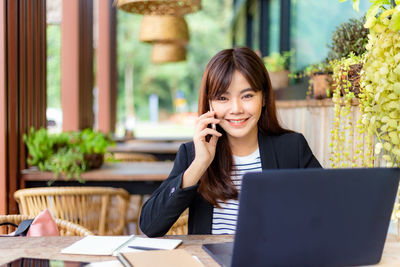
230, 98, 243, 114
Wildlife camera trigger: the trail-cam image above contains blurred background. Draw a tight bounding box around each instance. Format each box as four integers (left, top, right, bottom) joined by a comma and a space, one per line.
45, 0, 367, 138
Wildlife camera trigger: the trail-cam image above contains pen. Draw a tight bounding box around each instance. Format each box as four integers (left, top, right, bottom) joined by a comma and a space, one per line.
128, 245, 162, 251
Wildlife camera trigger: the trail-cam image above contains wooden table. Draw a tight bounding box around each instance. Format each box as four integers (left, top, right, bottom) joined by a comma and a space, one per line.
0, 234, 400, 266
21, 162, 174, 194
0, 235, 233, 267
108, 141, 184, 161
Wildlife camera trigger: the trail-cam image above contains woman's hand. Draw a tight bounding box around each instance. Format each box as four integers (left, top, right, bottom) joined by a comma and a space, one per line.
193, 111, 222, 165
181, 111, 221, 188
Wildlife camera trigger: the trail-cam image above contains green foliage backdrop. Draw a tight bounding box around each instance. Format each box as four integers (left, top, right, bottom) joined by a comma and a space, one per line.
47, 25, 61, 109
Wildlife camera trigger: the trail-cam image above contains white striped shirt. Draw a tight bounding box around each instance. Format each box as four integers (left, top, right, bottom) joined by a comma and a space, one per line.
212, 148, 262, 234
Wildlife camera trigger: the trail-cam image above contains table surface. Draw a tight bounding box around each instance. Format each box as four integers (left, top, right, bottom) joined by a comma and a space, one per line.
0, 234, 400, 266
0, 235, 233, 267
21, 161, 174, 182
108, 140, 184, 154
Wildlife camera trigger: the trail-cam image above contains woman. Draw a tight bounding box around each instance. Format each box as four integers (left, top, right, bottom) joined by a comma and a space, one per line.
139, 47, 321, 237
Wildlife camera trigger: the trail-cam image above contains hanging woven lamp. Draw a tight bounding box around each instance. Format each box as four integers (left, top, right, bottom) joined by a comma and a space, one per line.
139, 15, 189, 44
117, 0, 201, 16
151, 43, 186, 63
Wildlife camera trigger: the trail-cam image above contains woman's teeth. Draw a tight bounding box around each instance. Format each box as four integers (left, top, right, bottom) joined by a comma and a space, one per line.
229, 119, 246, 124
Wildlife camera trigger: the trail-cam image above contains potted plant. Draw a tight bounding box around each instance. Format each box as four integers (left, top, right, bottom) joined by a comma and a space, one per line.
24, 127, 114, 183
307, 62, 333, 99
290, 16, 367, 100
263, 51, 293, 89
292, 62, 333, 99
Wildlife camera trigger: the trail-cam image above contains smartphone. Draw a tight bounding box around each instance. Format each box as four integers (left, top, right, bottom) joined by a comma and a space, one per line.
209, 100, 216, 130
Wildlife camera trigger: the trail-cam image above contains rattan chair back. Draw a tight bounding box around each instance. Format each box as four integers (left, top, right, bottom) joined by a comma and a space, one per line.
166, 209, 188, 235
0, 214, 93, 236
14, 187, 130, 235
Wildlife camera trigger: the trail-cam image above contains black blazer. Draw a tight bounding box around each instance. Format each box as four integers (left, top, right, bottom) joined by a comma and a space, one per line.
139, 132, 321, 237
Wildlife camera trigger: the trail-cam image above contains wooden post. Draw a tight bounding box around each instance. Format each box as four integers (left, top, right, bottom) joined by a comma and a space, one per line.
96, 0, 117, 134
61, 0, 94, 131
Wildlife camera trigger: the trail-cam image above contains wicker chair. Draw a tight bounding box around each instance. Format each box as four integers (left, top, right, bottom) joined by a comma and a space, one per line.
14, 187, 130, 235
125, 194, 144, 234
166, 209, 188, 235
0, 214, 93, 236
111, 152, 156, 234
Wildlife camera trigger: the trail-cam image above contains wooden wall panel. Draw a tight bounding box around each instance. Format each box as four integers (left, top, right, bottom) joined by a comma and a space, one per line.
0, 0, 46, 214
276, 100, 383, 168
0, 0, 7, 214
7, 0, 20, 214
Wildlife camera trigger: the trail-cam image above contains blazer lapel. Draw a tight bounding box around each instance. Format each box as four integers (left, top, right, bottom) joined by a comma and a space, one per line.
258, 132, 278, 169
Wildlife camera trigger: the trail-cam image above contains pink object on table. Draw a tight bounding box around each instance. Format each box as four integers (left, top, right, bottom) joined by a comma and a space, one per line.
27, 209, 60, 236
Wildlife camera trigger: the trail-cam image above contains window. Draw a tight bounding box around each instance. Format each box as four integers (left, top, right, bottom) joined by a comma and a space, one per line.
290, 0, 369, 70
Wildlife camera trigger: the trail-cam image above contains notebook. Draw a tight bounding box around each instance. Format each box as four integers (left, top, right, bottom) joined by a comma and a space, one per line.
117, 249, 204, 267
203, 168, 400, 267
61, 235, 182, 256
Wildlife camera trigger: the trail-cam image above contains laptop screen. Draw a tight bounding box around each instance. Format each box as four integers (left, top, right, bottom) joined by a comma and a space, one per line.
204, 168, 399, 267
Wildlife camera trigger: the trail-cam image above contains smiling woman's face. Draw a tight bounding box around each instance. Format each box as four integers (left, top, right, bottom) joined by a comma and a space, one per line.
210, 70, 263, 144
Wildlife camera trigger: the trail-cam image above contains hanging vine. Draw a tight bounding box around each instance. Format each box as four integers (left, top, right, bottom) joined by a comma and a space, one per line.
330, 54, 365, 168
359, 2, 400, 167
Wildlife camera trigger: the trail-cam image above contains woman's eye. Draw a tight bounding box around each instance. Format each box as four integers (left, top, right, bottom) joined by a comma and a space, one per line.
216, 96, 228, 101
243, 94, 254, 99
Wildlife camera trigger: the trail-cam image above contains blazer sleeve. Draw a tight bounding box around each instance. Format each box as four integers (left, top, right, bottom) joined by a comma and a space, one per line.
297, 133, 322, 168
139, 143, 199, 237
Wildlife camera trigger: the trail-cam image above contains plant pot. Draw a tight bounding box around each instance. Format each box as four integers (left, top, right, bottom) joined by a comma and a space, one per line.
312, 73, 333, 99
339, 63, 362, 97
269, 70, 290, 90
84, 153, 103, 169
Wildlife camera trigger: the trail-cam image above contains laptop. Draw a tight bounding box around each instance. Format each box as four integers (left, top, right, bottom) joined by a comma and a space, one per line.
202, 168, 400, 267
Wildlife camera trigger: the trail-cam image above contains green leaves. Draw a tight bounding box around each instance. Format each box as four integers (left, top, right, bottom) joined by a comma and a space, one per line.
339, 0, 360, 12
359, 20, 400, 166
390, 10, 400, 31
327, 17, 369, 61
330, 53, 365, 168
24, 128, 113, 182
263, 51, 293, 72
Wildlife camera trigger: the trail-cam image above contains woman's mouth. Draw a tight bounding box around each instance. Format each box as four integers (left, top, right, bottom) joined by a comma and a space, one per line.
226, 118, 249, 127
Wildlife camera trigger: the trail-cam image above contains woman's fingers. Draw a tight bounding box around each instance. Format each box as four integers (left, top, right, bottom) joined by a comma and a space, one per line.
195, 112, 219, 131
198, 110, 216, 120
209, 135, 219, 147
196, 127, 222, 141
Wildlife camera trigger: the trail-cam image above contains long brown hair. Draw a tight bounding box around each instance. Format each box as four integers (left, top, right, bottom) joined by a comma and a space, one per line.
197, 47, 291, 206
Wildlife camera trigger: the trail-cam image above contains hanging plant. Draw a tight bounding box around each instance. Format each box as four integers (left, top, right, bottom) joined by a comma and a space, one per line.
329, 53, 367, 168
340, 0, 400, 223
358, 1, 400, 167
